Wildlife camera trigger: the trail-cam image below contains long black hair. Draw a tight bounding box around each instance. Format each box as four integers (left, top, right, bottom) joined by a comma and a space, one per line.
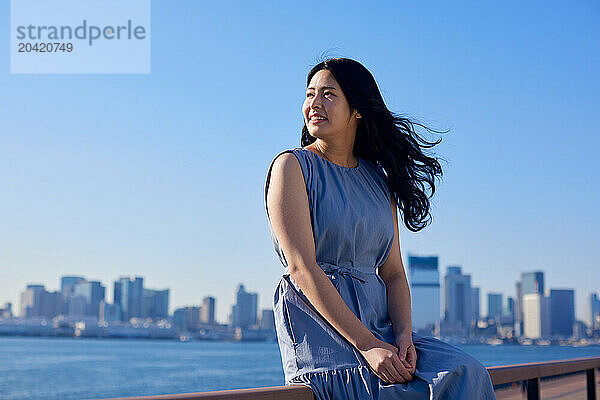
301, 57, 445, 232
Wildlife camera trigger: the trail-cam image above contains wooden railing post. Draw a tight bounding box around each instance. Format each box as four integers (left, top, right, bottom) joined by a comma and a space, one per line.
526, 377, 540, 400
586, 368, 596, 400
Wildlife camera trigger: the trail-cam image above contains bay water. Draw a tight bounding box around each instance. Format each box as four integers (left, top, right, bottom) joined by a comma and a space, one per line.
1, 337, 599, 400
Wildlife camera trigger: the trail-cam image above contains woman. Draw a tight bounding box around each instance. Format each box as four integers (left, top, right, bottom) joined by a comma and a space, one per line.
264, 58, 496, 399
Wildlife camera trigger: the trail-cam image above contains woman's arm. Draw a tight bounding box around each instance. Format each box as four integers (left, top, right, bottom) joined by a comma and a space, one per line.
267, 153, 411, 383
378, 196, 417, 372
267, 153, 374, 349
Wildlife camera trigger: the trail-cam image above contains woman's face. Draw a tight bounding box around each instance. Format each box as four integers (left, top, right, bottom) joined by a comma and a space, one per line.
302, 69, 360, 140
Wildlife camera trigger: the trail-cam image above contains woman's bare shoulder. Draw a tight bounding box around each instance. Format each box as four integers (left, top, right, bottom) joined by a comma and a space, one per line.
269, 151, 303, 188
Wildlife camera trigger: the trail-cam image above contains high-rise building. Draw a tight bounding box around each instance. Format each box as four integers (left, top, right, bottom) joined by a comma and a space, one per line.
587, 293, 600, 330
60, 276, 86, 299
523, 293, 550, 338
99, 300, 122, 323
515, 281, 523, 336
259, 309, 275, 330
0, 303, 12, 319
114, 276, 144, 321
20, 284, 62, 319
471, 287, 480, 322
200, 296, 216, 324
407, 255, 440, 331
67, 295, 87, 317
521, 271, 544, 296
550, 289, 575, 337
443, 266, 472, 330
173, 306, 201, 332
487, 293, 503, 321
73, 280, 106, 318
231, 284, 258, 329
113, 281, 122, 306
142, 289, 169, 320
505, 297, 514, 315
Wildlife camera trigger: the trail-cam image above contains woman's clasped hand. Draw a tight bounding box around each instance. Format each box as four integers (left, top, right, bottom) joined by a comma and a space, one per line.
358, 336, 416, 384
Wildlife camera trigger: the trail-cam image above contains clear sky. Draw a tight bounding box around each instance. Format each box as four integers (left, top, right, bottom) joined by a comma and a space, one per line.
1, 1, 598, 323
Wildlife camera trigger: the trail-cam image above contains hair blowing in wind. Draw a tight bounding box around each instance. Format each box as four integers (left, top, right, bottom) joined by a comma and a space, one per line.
301, 57, 446, 232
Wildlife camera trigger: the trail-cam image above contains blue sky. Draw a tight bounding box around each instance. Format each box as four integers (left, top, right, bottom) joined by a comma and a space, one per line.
1, 1, 598, 323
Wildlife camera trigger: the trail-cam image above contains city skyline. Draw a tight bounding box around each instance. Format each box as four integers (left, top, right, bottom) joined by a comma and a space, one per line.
6, 262, 597, 328
1, 1, 598, 325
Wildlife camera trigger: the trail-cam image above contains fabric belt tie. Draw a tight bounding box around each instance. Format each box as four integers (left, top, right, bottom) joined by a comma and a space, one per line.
283, 262, 375, 284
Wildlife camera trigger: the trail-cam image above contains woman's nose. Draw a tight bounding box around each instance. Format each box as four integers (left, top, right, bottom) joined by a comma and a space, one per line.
309, 94, 322, 109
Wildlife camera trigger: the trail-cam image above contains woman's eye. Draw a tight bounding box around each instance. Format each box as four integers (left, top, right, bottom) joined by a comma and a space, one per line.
306, 92, 333, 98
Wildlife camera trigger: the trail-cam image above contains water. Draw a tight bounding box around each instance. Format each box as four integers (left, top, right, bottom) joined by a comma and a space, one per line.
1, 336, 599, 400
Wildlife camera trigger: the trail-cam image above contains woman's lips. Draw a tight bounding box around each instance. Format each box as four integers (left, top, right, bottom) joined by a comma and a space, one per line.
310, 118, 328, 125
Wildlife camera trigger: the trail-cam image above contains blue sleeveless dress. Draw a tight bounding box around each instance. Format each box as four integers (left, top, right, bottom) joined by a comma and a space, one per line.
265, 147, 496, 400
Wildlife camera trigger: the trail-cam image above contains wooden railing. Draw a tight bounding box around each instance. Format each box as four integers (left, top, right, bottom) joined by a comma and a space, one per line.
487, 356, 599, 400
96, 356, 600, 400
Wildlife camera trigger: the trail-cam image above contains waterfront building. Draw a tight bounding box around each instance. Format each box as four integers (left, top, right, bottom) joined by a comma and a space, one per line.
523, 293, 550, 338
200, 296, 216, 324
0, 303, 12, 319
407, 255, 440, 331
231, 284, 258, 329
173, 306, 201, 332
550, 289, 575, 337
114, 276, 144, 321
113, 280, 122, 306
587, 293, 600, 329
443, 266, 472, 333
67, 295, 87, 317
502, 297, 515, 325
471, 287, 480, 323
521, 271, 544, 295
259, 309, 275, 330
60, 276, 86, 299
73, 280, 106, 318
487, 293, 503, 322
99, 300, 122, 323
142, 289, 170, 320
515, 281, 523, 336
20, 285, 62, 319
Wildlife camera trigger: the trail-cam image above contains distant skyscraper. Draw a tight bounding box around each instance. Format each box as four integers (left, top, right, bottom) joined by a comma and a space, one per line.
550, 289, 575, 337
99, 300, 121, 323
73, 280, 106, 318
471, 287, 480, 322
407, 255, 440, 330
259, 309, 275, 330
20, 284, 62, 319
523, 293, 550, 338
521, 271, 544, 295
173, 306, 201, 332
67, 295, 87, 317
587, 293, 600, 329
142, 289, 169, 320
487, 293, 503, 321
443, 266, 472, 330
200, 296, 216, 324
114, 276, 144, 321
515, 281, 523, 336
60, 276, 86, 299
113, 280, 122, 306
0, 303, 12, 319
503, 297, 515, 325
232, 284, 258, 329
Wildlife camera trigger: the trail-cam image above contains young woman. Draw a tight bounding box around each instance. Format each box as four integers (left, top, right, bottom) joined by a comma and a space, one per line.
264, 58, 496, 399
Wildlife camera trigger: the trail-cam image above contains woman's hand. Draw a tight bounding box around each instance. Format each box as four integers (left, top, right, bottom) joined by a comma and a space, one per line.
394, 331, 417, 375
358, 336, 413, 384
